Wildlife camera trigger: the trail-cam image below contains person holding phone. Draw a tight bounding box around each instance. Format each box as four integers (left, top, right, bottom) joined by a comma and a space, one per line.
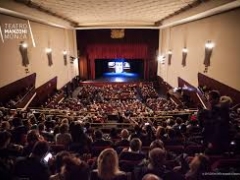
13, 141, 50, 180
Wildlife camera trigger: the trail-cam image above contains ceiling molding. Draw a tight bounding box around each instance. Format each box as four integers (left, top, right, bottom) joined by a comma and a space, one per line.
75, 26, 160, 30
160, 0, 240, 29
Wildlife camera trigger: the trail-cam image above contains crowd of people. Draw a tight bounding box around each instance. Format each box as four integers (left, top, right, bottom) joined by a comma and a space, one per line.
0, 83, 240, 180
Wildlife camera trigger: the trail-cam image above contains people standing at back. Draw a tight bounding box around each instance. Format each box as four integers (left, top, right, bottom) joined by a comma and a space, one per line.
199, 90, 230, 154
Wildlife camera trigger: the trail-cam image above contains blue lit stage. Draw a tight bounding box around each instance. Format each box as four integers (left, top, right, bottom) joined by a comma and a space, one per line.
80, 72, 142, 85
99, 72, 139, 82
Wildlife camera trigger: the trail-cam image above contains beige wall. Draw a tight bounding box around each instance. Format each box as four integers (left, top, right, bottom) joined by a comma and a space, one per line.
158, 8, 240, 91
0, 14, 78, 89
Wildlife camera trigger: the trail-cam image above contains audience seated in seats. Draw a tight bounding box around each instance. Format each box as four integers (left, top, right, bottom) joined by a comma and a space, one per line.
22, 129, 42, 156
149, 139, 165, 151
1, 121, 11, 131
109, 128, 121, 143
134, 148, 185, 180
11, 117, 28, 145
142, 124, 156, 146
119, 138, 146, 172
92, 130, 112, 147
185, 154, 210, 180
50, 155, 90, 180
55, 123, 72, 147
172, 117, 183, 132
119, 138, 145, 161
1, 84, 240, 180
91, 148, 127, 180
155, 126, 165, 140
92, 130, 113, 156
38, 123, 54, 142
69, 122, 92, 154
0, 131, 20, 180
129, 124, 146, 141
163, 128, 185, 146
84, 122, 94, 137
13, 141, 51, 180
115, 129, 130, 147
51, 151, 71, 175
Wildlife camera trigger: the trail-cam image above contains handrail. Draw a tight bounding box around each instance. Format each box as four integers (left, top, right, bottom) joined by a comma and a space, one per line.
22, 92, 37, 111
196, 92, 207, 109
16, 86, 35, 104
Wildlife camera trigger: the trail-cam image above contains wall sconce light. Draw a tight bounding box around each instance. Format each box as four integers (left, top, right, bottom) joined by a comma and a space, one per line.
182, 48, 188, 67
63, 50, 67, 66
204, 41, 215, 73
45, 48, 52, 54
167, 50, 172, 65
70, 56, 77, 64
45, 48, 53, 66
19, 41, 29, 67
157, 54, 166, 64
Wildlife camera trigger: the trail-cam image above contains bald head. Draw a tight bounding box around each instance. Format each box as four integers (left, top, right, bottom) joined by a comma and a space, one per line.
142, 174, 162, 180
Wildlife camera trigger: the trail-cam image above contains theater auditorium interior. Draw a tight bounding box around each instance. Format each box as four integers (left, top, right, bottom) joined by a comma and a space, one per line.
0, 0, 240, 180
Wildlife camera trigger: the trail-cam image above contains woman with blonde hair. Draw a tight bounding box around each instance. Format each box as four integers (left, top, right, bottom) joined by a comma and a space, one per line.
91, 148, 127, 180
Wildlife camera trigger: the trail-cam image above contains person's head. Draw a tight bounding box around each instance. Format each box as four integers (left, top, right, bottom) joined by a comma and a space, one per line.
167, 128, 176, 139
94, 130, 103, 140
148, 148, 166, 168
134, 124, 141, 133
61, 156, 90, 180
130, 138, 142, 152
208, 90, 220, 107
12, 117, 22, 127
150, 139, 164, 150
155, 126, 164, 139
142, 174, 162, 180
189, 154, 210, 173
26, 129, 40, 145
59, 123, 69, 134
31, 141, 49, 159
38, 123, 45, 132
0, 131, 11, 148
84, 122, 91, 129
97, 148, 120, 179
55, 151, 71, 173
61, 118, 69, 124
120, 129, 129, 139
176, 117, 183, 125
110, 128, 118, 138
1, 121, 10, 130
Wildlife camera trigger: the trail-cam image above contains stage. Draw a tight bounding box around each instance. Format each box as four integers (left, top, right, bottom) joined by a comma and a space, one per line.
80, 72, 148, 86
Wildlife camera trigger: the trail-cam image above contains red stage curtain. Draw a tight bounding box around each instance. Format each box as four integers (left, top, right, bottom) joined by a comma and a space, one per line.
86, 44, 149, 79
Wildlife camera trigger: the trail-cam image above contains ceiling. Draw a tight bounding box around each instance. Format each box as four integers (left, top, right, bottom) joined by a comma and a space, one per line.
0, 0, 239, 29
22, 0, 199, 27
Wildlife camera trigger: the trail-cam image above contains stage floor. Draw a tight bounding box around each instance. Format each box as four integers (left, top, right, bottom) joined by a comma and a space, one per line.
85, 72, 143, 83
